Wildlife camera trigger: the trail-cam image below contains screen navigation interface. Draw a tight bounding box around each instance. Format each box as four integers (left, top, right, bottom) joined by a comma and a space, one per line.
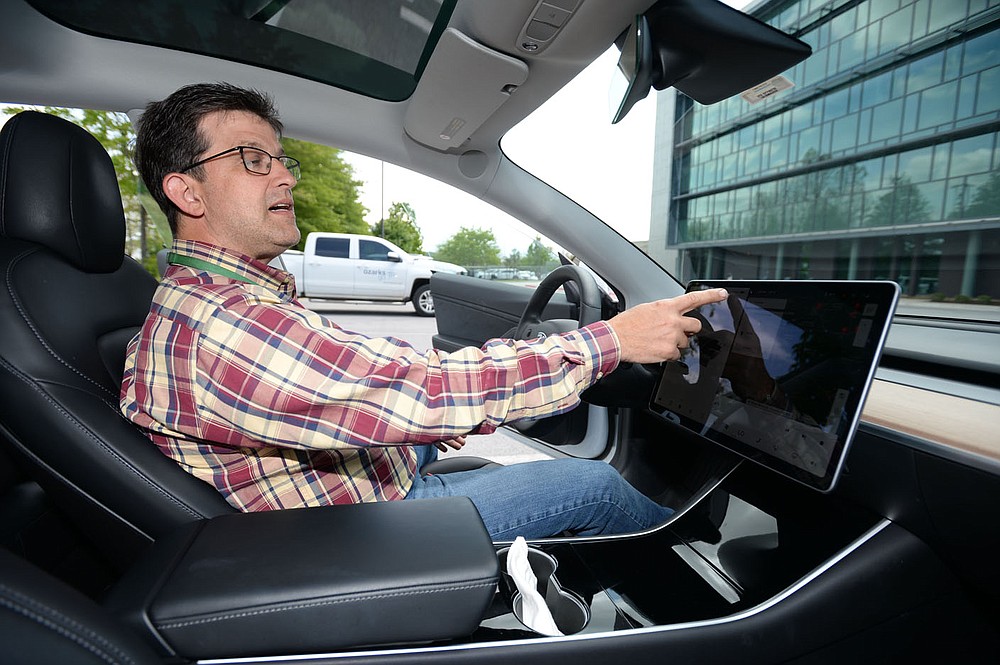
651, 280, 899, 491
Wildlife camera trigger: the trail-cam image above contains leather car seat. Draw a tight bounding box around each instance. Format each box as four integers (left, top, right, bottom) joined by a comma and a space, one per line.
0, 547, 162, 665
0, 111, 234, 566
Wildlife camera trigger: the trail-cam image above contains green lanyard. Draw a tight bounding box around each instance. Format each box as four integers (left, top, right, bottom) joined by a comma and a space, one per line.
167, 252, 256, 285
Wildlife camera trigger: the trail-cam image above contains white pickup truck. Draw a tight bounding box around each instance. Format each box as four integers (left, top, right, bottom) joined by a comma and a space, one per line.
280, 233, 467, 316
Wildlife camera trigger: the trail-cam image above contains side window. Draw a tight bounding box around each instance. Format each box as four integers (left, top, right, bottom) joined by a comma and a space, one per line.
359, 239, 392, 261
315, 237, 350, 258
340, 152, 565, 283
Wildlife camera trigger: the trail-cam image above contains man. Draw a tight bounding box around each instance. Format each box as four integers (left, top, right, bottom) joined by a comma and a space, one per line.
121, 82, 727, 540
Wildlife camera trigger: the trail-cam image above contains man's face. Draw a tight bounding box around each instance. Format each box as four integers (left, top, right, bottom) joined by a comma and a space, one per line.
181, 110, 299, 260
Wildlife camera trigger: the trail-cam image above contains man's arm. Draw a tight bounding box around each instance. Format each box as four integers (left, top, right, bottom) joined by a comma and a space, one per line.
187, 302, 620, 450
608, 288, 729, 363
125, 286, 727, 453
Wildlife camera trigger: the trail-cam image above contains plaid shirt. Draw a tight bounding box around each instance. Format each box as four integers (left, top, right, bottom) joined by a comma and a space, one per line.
121, 240, 621, 511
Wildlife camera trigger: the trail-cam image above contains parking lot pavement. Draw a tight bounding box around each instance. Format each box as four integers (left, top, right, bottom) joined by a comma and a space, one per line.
303, 300, 439, 350
305, 299, 553, 464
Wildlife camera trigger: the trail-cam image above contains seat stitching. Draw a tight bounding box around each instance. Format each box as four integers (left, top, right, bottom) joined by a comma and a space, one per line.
157, 580, 499, 629
0, 583, 140, 665
0, 355, 204, 520
5, 247, 118, 399
0, 114, 20, 238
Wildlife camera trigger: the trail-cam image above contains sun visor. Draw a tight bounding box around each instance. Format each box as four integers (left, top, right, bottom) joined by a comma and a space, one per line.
404, 28, 528, 151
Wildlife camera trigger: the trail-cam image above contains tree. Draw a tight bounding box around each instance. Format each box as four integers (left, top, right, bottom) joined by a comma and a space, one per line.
503, 249, 523, 268
434, 227, 501, 266
524, 236, 556, 269
283, 137, 368, 248
372, 201, 423, 253
783, 149, 853, 233
962, 172, 1000, 219
866, 175, 932, 227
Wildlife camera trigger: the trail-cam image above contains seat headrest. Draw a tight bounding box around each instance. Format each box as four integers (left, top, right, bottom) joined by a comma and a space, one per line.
0, 111, 126, 272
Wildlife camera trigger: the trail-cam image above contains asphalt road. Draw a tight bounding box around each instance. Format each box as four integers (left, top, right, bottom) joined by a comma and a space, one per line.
303, 299, 552, 465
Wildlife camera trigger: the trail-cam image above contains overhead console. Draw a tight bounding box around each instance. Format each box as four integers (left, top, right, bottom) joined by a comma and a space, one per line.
514, 0, 582, 55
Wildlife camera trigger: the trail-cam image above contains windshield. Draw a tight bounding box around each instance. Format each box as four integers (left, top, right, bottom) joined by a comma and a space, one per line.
503, 1, 999, 327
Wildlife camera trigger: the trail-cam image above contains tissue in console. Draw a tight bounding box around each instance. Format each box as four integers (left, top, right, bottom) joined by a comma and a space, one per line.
498, 537, 590, 636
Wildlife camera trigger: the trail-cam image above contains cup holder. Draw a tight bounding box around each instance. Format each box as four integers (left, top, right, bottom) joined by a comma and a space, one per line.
496, 546, 590, 635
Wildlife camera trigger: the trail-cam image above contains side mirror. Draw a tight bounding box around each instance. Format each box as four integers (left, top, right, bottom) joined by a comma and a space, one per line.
385, 251, 403, 263
609, 15, 653, 125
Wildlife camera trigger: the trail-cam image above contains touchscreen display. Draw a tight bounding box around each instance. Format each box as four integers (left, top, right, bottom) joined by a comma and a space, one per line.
651, 280, 898, 491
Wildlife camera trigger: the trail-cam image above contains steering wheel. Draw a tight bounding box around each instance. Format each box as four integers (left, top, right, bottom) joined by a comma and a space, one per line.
515, 265, 603, 340
513, 265, 664, 410
516, 265, 664, 409
510, 265, 603, 436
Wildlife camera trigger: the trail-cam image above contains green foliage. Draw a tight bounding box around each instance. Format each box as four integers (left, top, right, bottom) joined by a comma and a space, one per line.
141, 251, 160, 277
433, 228, 560, 275
372, 201, 423, 253
138, 185, 172, 254
283, 137, 368, 248
955, 294, 972, 304
975, 294, 993, 304
524, 236, 555, 268
434, 227, 502, 266
929, 292, 946, 302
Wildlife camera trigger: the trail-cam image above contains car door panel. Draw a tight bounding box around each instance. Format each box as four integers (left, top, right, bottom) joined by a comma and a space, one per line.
430, 273, 574, 352
430, 272, 597, 452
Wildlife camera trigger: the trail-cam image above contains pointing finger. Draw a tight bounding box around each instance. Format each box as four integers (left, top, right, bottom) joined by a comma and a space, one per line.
673, 288, 728, 314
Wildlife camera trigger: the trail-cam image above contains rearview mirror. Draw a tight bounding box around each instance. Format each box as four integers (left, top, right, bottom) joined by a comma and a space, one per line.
610, 0, 811, 123
609, 15, 653, 125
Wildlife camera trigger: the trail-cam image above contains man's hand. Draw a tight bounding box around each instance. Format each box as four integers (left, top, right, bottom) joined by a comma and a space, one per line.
433, 435, 467, 453
609, 288, 728, 364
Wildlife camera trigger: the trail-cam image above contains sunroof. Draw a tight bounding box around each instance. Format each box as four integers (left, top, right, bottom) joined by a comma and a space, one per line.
27, 0, 457, 101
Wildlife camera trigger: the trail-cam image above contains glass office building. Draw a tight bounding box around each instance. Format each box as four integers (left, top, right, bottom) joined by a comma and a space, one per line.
654, 0, 999, 300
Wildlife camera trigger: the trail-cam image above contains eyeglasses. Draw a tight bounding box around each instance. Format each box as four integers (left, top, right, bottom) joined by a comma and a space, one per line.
179, 146, 301, 181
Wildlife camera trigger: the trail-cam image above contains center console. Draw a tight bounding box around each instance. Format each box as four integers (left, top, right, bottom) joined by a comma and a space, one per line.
105, 456, 960, 662
475, 459, 882, 640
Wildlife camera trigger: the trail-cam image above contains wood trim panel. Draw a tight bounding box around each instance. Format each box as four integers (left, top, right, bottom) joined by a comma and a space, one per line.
862, 380, 1000, 462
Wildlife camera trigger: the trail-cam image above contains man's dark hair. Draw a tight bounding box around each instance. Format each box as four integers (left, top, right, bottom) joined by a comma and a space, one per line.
134, 82, 283, 233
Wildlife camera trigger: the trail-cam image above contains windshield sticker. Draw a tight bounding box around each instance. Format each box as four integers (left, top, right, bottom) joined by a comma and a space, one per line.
740, 75, 795, 104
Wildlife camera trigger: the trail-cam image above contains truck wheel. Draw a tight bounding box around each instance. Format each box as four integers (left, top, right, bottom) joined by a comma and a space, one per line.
412, 284, 434, 316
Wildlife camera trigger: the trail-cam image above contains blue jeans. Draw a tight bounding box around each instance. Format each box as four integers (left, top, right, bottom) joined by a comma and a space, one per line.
405, 446, 673, 540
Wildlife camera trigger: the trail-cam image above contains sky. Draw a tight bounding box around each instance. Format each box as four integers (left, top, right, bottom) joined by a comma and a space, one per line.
342, 0, 752, 257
